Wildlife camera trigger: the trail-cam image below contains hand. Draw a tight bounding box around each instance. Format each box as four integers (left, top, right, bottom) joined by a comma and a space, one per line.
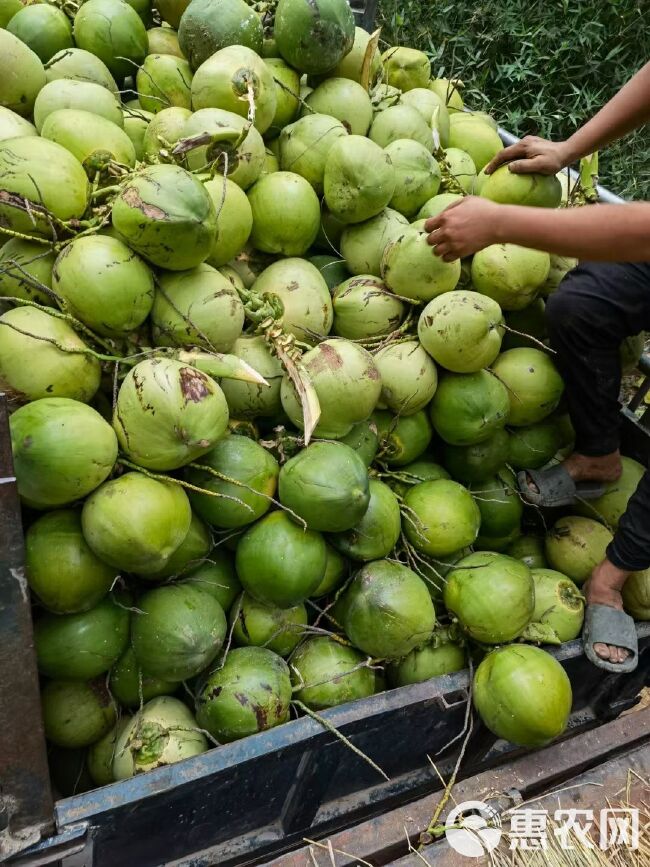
485, 135, 571, 176
425, 197, 504, 261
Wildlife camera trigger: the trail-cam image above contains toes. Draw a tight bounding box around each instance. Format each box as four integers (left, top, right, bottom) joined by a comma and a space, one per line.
594, 642, 611, 660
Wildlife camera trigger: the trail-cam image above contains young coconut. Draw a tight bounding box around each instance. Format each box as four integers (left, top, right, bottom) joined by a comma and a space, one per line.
545, 516, 614, 585
178, 0, 262, 70
279, 113, 348, 195
191, 46, 276, 134
440, 147, 476, 193
381, 46, 430, 92
136, 53, 193, 114
429, 370, 509, 445
113, 358, 229, 471
42, 678, 117, 749
448, 115, 504, 172
404, 479, 481, 558
340, 209, 408, 277
324, 135, 396, 224
251, 258, 333, 342
146, 26, 183, 57
219, 335, 284, 419
471, 244, 550, 311
491, 348, 564, 426
383, 139, 441, 217
442, 429, 511, 484
248, 171, 321, 255
575, 456, 646, 529
44, 47, 118, 94
196, 646, 292, 741
530, 568, 585, 642
110, 647, 179, 708
113, 696, 208, 779
290, 637, 376, 709
264, 58, 300, 138
72, 0, 147, 83
429, 78, 464, 113
329, 25, 382, 85
183, 549, 242, 612
81, 472, 192, 576
480, 164, 562, 208
622, 568, 650, 621
274, 0, 354, 76
374, 340, 438, 416
0, 30, 46, 118
304, 78, 373, 136
330, 478, 401, 562
142, 105, 192, 160
400, 89, 450, 147
34, 79, 124, 132
416, 192, 463, 220
10, 398, 117, 509
388, 628, 466, 687
369, 104, 434, 152
231, 593, 308, 657
332, 275, 405, 340
381, 227, 461, 301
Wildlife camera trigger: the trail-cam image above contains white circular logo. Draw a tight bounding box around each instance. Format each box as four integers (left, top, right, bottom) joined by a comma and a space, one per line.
445, 800, 503, 858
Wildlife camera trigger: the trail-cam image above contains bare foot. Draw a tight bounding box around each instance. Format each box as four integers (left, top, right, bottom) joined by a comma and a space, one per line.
584, 559, 632, 665
526, 450, 622, 494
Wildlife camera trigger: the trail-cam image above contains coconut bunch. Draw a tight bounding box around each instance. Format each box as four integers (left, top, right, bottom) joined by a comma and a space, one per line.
1, 0, 648, 797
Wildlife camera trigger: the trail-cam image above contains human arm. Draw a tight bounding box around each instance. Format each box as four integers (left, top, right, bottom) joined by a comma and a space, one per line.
425, 196, 650, 261
485, 60, 650, 175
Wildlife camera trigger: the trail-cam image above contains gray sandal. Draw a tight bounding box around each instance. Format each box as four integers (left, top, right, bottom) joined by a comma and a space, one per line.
582, 604, 638, 673
517, 464, 606, 507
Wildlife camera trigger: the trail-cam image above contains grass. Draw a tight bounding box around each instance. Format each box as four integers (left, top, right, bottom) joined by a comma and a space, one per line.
377, 0, 650, 199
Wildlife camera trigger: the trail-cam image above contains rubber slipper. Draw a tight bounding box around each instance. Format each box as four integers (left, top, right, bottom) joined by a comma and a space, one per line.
582, 603, 638, 674
517, 464, 606, 508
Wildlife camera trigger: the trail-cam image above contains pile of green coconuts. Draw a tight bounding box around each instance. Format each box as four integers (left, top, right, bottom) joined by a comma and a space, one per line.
0, 0, 648, 794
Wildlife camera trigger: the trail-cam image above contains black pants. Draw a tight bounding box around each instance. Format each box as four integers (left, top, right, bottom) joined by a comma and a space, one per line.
546, 262, 650, 572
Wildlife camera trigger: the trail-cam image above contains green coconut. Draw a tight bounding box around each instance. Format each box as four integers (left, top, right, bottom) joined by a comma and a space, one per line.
506, 535, 548, 570
0, 136, 89, 238
42, 679, 117, 748
114, 358, 228, 471
448, 115, 504, 172
231, 592, 307, 656
416, 192, 463, 220
279, 113, 348, 195
183, 549, 242, 611
403, 479, 481, 557
508, 419, 563, 470
400, 89, 450, 147
196, 646, 291, 741
339, 418, 380, 467
73, 0, 147, 82
369, 104, 434, 153
340, 208, 408, 277
7, 4, 73, 64
262, 146, 280, 173
142, 105, 192, 159
429, 370, 509, 446
274, 0, 354, 75
236, 511, 326, 607
530, 568, 584, 642
180, 108, 267, 187
290, 637, 375, 709
305, 78, 373, 136
0, 0, 22, 28
219, 335, 284, 419
475, 645, 573, 750
382, 46, 430, 91
440, 147, 476, 193
279, 441, 369, 532
139, 512, 212, 584
35, 596, 129, 681
312, 544, 347, 597
389, 457, 450, 499
152, 262, 244, 351
388, 629, 466, 687
374, 339, 438, 415
264, 58, 300, 138
330, 25, 382, 84
191, 46, 276, 133
147, 26, 183, 57
40, 108, 135, 172
132, 583, 226, 680
52, 235, 153, 336
124, 107, 153, 158
178, 0, 263, 71
110, 646, 179, 709
441, 423, 508, 481
343, 559, 436, 658
26, 510, 117, 614
491, 348, 564, 426
113, 696, 207, 778
502, 298, 547, 350
469, 469, 523, 538
471, 244, 550, 311
540, 254, 578, 297
11, 398, 117, 509
330, 478, 400, 560
136, 53, 192, 114
0, 29, 46, 118
111, 164, 217, 270
575, 456, 646, 530
185, 434, 279, 529
87, 717, 130, 787
45, 47, 118, 94
155, 0, 191, 29
545, 516, 614, 585
34, 80, 123, 133
0, 307, 101, 404
382, 139, 441, 217
622, 568, 650, 621
82, 472, 192, 575
480, 165, 562, 208
281, 338, 381, 438
332, 275, 404, 340
309, 254, 349, 291
381, 228, 461, 301
0, 105, 37, 142
251, 257, 333, 342
248, 171, 321, 255
324, 134, 395, 224
373, 408, 432, 466
444, 551, 534, 642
